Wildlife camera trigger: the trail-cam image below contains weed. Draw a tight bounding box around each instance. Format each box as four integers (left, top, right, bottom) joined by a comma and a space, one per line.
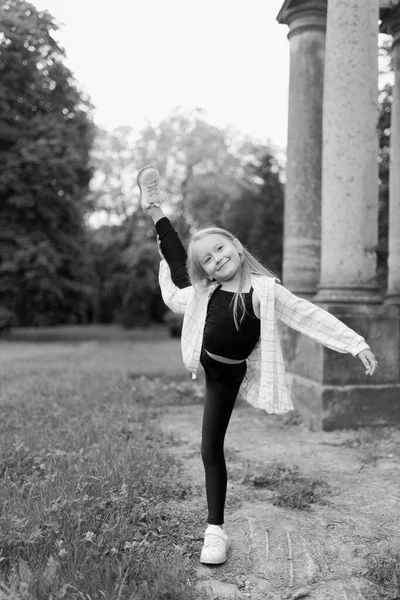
281, 409, 303, 427
243, 461, 329, 510
341, 426, 400, 468
359, 542, 400, 599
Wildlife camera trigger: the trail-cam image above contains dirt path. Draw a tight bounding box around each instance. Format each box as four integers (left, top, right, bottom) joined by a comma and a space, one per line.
159, 399, 400, 600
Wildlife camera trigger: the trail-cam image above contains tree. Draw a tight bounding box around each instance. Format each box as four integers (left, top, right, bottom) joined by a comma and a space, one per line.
88, 126, 138, 226
0, 0, 94, 325
87, 210, 165, 327
224, 148, 284, 276
87, 110, 246, 325
376, 36, 393, 289
377, 83, 391, 289
183, 141, 284, 275
88, 110, 285, 324
89, 108, 245, 225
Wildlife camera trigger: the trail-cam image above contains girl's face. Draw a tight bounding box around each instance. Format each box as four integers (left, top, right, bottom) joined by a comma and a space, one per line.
194, 234, 242, 283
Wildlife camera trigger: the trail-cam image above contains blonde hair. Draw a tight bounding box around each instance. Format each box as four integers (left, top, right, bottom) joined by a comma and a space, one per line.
187, 226, 278, 330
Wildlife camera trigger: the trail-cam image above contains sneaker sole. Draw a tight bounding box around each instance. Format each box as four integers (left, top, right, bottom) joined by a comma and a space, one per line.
137, 164, 159, 188
137, 165, 160, 209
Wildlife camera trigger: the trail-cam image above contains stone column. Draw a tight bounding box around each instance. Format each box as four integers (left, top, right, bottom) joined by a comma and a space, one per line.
277, 0, 400, 431
316, 0, 381, 303
277, 0, 327, 297
386, 10, 400, 304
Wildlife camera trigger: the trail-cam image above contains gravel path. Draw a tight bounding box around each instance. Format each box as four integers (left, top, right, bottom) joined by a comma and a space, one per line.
160, 399, 400, 600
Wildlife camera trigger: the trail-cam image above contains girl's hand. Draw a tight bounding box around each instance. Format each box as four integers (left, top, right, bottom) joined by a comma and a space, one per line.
358, 349, 378, 376
157, 236, 165, 260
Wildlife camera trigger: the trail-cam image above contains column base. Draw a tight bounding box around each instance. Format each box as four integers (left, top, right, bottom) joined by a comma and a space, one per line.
281, 287, 318, 300
385, 292, 400, 306
315, 285, 382, 304
279, 302, 400, 430
287, 377, 400, 431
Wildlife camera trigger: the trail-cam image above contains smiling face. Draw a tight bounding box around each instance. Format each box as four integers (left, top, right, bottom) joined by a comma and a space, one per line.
194, 233, 242, 284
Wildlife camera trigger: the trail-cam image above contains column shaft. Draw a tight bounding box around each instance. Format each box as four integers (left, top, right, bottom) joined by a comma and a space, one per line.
317, 0, 381, 303
278, 1, 327, 296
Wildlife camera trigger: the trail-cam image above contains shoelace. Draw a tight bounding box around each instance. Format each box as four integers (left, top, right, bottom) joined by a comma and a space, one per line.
204, 534, 225, 548
145, 180, 159, 197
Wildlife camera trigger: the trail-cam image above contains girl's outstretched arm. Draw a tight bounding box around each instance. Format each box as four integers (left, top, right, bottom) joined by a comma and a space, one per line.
357, 348, 378, 376
274, 283, 377, 374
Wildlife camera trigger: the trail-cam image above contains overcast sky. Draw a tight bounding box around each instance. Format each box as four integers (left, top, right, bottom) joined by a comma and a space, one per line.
34, 0, 291, 150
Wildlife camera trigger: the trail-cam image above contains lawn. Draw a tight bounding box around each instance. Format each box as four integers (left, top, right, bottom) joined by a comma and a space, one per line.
0, 326, 204, 600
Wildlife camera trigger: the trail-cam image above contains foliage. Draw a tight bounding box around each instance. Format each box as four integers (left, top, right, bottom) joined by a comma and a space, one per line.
88, 211, 164, 326
89, 126, 139, 225
88, 222, 133, 324
0, 305, 14, 337
88, 109, 284, 325
224, 148, 284, 275
377, 83, 391, 289
361, 543, 400, 599
244, 460, 329, 510
89, 108, 242, 225
0, 0, 95, 325
376, 35, 393, 290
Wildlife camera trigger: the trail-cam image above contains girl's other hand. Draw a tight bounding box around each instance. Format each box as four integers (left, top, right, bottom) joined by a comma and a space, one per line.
358, 349, 378, 376
157, 236, 165, 260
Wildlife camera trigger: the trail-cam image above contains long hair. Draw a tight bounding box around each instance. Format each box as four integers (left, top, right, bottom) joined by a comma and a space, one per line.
187, 226, 278, 330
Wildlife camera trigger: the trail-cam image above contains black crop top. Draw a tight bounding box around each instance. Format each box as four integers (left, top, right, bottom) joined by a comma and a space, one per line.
203, 287, 260, 360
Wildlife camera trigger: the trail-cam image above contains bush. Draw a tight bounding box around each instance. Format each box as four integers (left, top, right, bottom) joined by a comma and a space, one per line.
0, 306, 15, 337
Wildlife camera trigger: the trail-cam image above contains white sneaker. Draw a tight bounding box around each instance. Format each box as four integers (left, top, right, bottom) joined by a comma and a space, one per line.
199, 525, 230, 564
137, 165, 164, 210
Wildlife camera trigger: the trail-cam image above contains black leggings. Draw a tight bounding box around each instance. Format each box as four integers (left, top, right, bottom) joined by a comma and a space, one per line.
156, 217, 246, 525
155, 217, 190, 288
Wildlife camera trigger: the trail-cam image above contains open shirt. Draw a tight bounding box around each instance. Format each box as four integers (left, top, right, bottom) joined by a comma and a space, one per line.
159, 260, 369, 414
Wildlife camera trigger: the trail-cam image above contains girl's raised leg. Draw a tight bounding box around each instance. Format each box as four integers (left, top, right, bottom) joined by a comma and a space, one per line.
137, 166, 190, 289
149, 209, 190, 290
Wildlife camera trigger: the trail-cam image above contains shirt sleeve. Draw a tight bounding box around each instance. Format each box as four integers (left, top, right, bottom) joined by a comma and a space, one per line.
158, 259, 193, 315
274, 283, 370, 356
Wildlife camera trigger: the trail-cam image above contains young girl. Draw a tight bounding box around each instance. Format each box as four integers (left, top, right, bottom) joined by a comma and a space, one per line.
137, 165, 378, 566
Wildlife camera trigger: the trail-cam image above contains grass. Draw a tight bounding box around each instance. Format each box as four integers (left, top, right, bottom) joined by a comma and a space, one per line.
357, 543, 400, 599
242, 460, 329, 510
0, 329, 204, 600
5, 324, 170, 343
3, 325, 397, 598
130, 375, 205, 407
341, 427, 400, 467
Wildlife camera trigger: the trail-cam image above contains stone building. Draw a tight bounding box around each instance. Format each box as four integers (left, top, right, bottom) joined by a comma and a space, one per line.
277, 0, 400, 429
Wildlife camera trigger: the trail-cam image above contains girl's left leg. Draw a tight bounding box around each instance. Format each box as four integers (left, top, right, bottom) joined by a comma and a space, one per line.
198, 351, 246, 564
200, 350, 247, 526
201, 375, 241, 525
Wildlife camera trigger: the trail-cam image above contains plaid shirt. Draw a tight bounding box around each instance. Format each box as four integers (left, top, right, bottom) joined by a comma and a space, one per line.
159, 260, 369, 414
